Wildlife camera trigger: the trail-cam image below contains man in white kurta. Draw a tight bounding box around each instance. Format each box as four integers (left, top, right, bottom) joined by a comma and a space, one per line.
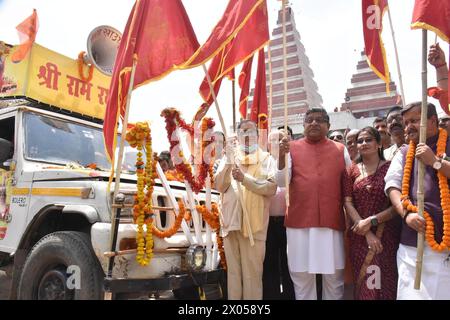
277, 108, 351, 300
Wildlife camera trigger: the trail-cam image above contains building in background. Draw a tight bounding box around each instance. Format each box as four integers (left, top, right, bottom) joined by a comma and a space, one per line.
340, 51, 402, 118
248, 6, 322, 136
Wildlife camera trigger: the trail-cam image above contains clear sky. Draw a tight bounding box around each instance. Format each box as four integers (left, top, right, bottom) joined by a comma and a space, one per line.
0, 0, 448, 152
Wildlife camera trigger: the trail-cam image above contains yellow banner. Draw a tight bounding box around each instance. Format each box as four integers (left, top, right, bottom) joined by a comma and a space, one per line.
0, 43, 111, 119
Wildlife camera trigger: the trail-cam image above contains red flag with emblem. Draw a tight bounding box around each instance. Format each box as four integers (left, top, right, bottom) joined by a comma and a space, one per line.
103, 0, 199, 161
362, 0, 390, 93
180, 0, 266, 69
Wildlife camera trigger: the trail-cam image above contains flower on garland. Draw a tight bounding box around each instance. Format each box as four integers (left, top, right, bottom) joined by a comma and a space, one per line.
77, 51, 94, 82
125, 122, 157, 266
160, 108, 215, 193
401, 128, 450, 252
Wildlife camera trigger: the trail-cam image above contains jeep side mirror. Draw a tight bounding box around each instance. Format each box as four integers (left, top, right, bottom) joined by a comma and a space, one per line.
2, 160, 15, 171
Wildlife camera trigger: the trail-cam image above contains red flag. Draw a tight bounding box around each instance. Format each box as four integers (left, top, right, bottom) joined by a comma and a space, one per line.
238, 56, 254, 119
215, 1, 269, 81
103, 0, 199, 161
11, 9, 38, 63
411, 0, 450, 43
249, 49, 268, 129
199, 43, 231, 106
180, 0, 265, 69
362, 0, 390, 93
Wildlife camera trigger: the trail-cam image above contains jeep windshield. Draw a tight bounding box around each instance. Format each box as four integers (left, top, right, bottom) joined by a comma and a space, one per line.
23, 112, 135, 172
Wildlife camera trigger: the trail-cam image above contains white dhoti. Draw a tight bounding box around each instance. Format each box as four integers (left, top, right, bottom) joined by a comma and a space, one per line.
287, 227, 345, 300
397, 243, 450, 300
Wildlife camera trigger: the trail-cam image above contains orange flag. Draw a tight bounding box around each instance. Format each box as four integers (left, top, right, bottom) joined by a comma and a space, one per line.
362, 0, 390, 93
180, 0, 265, 69
11, 9, 38, 63
103, 0, 199, 161
411, 0, 450, 43
238, 56, 254, 119
249, 49, 268, 129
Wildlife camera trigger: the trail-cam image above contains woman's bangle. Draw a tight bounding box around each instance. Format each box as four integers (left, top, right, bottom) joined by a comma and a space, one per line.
436, 63, 447, 69
437, 77, 448, 82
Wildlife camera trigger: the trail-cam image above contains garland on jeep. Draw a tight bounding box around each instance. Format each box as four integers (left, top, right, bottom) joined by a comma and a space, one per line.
125, 122, 156, 266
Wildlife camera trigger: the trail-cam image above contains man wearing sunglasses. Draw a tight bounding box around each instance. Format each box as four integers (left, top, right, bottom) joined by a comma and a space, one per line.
329, 131, 345, 144
277, 107, 351, 300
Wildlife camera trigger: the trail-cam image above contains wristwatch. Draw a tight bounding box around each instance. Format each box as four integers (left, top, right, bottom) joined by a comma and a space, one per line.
370, 216, 379, 227
433, 156, 443, 170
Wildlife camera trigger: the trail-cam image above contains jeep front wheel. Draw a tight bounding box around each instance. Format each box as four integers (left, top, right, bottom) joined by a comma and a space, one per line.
18, 231, 104, 300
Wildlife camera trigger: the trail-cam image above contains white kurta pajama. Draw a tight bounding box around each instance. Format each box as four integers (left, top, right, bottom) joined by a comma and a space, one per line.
276, 150, 351, 300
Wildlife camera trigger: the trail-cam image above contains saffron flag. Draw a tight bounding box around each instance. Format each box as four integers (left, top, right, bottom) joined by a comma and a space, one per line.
180, 0, 265, 69
238, 56, 254, 119
11, 9, 38, 63
103, 0, 199, 161
411, 0, 450, 43
362, 0, 390, 93
249, 49, 268, 129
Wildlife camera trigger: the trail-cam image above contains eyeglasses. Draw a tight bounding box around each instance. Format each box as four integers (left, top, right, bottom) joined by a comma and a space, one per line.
304, 117, 327, 124
331, 135, 343, 140
387, 114, 403, 124
239, 129, 258, 137
356, 137, 375, 144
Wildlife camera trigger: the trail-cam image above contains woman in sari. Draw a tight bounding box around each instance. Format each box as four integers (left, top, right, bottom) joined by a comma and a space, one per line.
344, 126, 401, 300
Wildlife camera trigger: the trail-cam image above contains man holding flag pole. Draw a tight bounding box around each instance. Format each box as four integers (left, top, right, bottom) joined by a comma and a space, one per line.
385, 0, 450, 299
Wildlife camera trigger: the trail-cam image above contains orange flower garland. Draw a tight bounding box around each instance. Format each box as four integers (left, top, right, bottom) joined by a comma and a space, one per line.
125, 122, 156, 266
196, 203, 226, 269
401, 128, 450, 252
152, 200, 189, 238
77, 51, 94, 82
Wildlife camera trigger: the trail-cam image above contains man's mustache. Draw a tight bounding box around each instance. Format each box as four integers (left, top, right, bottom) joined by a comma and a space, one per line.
407, 128, 418, 135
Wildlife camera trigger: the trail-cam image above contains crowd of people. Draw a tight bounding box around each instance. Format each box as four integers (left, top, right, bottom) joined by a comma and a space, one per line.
203, 44, 450, 300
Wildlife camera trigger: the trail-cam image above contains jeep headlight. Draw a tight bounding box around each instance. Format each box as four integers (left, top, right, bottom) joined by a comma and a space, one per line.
186, 245, 206, 271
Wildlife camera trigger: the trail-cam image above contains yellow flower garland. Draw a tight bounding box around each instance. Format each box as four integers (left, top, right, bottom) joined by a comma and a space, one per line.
125, 122, 155, 266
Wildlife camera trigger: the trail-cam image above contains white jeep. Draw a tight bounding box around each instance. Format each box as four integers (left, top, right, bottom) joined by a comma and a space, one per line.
0, 98, 224, 300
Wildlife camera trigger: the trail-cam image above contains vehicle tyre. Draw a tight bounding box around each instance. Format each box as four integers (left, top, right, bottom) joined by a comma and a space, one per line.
18, 231, 104, 300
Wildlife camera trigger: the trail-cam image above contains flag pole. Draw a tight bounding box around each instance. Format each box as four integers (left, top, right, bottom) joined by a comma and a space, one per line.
281, 0, 290, 207
414, 29, 428, 290
202, 64, 228, 138
386, 6, 406, 108
268, 41, 273, 131
232, 79, 237, 132
104, 55, 138, 300
202, 63, 254, 246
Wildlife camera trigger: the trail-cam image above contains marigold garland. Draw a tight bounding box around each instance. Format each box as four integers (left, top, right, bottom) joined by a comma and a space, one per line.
77, 51, 94, 82
196, 203, 226, 269
401, 128, 450, 252
125, 122, 157, 266
152, 200, 189, 238
161, 108, 215, 193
